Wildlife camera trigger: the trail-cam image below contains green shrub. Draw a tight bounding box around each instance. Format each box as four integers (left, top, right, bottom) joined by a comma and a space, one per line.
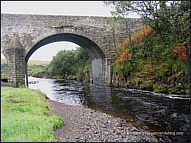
140, 80, 155, 91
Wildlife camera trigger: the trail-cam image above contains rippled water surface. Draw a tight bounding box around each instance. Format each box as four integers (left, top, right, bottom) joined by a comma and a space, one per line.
28, 77, 190, 142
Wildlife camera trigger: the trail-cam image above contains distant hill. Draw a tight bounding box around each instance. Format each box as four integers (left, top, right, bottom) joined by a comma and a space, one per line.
27, 60, 50, 66
1, 59, 7, 64
1, 58, 50, 65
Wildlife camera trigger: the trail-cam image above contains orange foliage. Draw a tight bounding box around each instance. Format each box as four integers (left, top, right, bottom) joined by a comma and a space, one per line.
112, 26, 154, 65
145, 64, 151, 69
173, 44, 189, 61
145, 60, 166, 73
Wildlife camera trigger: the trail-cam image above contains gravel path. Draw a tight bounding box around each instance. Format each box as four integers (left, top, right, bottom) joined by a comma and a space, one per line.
45, 99, 158, 142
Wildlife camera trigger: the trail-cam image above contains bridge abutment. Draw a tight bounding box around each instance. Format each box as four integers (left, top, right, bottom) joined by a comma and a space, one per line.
106, 58, 113, 86
4, 36, 26, 88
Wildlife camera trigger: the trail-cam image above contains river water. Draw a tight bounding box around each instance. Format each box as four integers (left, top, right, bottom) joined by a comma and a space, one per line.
28, 77, 190, 142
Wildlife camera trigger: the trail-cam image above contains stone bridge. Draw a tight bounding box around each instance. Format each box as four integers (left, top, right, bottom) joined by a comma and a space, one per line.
1, 13, 143, 87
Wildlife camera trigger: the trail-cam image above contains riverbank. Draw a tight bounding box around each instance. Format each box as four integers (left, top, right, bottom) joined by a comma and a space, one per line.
45, 99, 158, 142
112, 71, 190, 98
1, 87, 64, 142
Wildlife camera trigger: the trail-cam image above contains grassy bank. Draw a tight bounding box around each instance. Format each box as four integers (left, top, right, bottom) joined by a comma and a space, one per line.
112, 72, 190, 98
110, 24, 190, 97
1, 87, 64, 142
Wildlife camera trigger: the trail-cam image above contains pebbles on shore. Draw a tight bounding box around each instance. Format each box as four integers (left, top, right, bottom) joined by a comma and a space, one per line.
45, 99, 158, 142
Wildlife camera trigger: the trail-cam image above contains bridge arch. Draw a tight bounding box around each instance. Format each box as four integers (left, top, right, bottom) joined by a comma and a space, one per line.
26, 33, 105, 61
25, 33, 108, 86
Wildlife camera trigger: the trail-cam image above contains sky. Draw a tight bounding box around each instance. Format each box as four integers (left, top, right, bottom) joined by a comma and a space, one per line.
1, 1, 140, 61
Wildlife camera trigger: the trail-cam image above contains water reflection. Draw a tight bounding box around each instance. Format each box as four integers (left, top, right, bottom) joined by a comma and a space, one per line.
28, 77, 190, 142
28, 77, 55, 99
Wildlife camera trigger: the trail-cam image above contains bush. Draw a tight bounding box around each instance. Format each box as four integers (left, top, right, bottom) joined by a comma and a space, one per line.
140, 80, 155, 91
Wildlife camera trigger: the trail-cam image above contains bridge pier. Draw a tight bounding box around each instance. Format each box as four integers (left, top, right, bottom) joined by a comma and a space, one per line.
106, 58, 113, 86
4, 36, 26, 88
91, 58, 113, 85
91, 58, 105, 85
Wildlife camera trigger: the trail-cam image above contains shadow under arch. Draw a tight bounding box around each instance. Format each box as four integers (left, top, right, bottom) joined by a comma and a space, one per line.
25, 33, 107, 86
26, 33, 105, 62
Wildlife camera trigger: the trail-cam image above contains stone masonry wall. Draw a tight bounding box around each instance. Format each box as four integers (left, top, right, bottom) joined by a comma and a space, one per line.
4, 36, 25, 87
1, 13, 143, 59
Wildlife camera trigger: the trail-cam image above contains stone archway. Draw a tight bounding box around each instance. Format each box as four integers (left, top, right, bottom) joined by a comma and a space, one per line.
1, 13, 143, 87
25, 33, 110, 87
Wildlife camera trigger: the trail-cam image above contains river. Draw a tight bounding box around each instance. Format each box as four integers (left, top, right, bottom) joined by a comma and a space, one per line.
28, 77, 190, 142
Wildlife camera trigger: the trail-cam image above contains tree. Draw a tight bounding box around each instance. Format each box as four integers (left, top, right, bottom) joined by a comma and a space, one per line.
49, 50, 75, 77
104, 1, 190, 45
48, 47, 91, 80
104, 1, 190, 73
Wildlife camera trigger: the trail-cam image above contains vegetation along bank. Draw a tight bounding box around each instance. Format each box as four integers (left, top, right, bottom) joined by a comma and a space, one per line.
1, 86, 64, 142
104, 1, 190, 97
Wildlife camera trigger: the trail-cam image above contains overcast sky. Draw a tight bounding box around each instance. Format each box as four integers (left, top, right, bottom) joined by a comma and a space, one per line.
1, 1, 140, 61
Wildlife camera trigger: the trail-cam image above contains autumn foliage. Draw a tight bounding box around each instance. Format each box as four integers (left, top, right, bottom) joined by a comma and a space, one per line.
112, 23, 190, 79
114, 26, 154, 65
144, 60, 167, 75
106, 1, 190, 95
173, 44, 190, 61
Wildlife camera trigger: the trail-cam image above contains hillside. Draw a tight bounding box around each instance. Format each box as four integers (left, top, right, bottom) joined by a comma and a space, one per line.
1, 58, 50, 65
27, 60, 50, 66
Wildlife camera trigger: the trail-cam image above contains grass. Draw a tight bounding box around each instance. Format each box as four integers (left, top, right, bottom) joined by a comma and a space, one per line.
1, 87, 64, 142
